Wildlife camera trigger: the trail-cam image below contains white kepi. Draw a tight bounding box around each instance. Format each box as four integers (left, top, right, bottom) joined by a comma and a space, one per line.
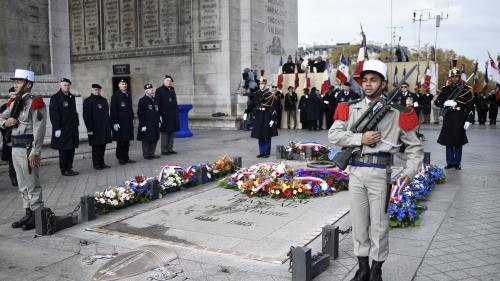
10, 69, 35, 82
361, 60, 387, 80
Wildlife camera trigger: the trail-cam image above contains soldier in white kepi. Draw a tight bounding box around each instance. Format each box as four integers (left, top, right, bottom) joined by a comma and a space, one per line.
328, 60, 423, 281
0, 69, 47, 231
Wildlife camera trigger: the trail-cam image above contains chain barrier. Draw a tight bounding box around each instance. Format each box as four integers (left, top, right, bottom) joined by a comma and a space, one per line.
339, 226, 352, 235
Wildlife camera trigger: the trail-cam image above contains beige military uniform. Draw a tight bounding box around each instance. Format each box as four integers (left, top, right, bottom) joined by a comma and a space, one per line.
0, 93, 47, 210
328, 98, 423, 261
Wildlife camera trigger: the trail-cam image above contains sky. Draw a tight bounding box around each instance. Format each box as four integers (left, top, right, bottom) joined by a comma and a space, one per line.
298, 0, 500, 66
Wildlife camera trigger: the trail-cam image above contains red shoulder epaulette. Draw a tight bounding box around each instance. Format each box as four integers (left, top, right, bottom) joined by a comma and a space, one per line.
399, 107, 419, 131
334, 102, 349, 121
30, 97, 45, 110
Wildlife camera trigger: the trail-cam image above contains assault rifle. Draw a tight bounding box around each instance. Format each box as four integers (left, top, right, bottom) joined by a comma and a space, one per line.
332, 65, 418, 170
443, 73, 474, 112
4, 80, 28, 143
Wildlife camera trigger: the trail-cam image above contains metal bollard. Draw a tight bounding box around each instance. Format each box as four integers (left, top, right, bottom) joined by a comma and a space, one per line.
233, 156, 242, 169
35, 207, 52, 236
291, 246, 330, 281
304, 147, 312, 160
150, 179, 160, 200
80, 195, 96, 222
322, 225, 339, 259
424, 151, 431, 165
276, 145, 285, 159
195, 166, 208, 185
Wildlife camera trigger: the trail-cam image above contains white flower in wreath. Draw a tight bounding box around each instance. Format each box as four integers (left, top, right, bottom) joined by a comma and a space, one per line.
276, 163, 286, 174
105, 190, 116, 199
99, 198, 106, 204
314, 146, 319, 151
249, 174, 255, 180
305, 184, 312, 190
320, 182, 328, 191
237, 180, 243, 188
110, 199, 119, 206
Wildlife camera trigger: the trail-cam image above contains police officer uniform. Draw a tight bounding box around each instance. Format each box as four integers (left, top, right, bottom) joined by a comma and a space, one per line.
49, 78, 79, 176
137, 84, 161, 159
329, 60, 423, 281
110, 79, 135, 165
83, 84, 112, 170
155, 75, 180, 155
244, 79, 280, 158
435, 68, 474, 170
0, 87, 18, 186
0, 69, 47, 230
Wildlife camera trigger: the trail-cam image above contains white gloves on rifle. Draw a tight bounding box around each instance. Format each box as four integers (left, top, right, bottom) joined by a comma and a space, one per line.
269, 120, 274, 127
87, 131, 93, 136
55, 130, 61, 138
413, 102, 419, 107
324, 100, 330, 104
464, 121, 471, 130
443, 100, 457, 108
113, 124, 120, 131
243, 113, 247, 121
141, 126, 146, 132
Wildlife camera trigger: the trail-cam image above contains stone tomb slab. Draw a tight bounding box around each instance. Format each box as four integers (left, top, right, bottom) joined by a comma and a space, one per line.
90, 185, 350, 263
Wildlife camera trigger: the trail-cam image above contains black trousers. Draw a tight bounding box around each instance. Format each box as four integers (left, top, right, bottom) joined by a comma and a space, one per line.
59, 149, 75, 172
478, 110, 487, 124
92, 144, 106, 167
116, 141, 130, 162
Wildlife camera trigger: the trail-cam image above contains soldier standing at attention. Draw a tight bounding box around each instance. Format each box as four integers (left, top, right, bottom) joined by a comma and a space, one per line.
137, 83, 161, 159
155, 75, 180, 155
111, 79, 135, 165
49, 78, 79, 176
83, 84, 112, 170
435, 68, 474, 170
1, 69, 47, 231
243, 78, 280, 158
329, 60, 423, 281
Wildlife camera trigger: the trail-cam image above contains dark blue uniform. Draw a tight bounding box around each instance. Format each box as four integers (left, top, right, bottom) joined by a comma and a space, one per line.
110, 89, 134, 164
83, 94, 112, 169
155, 85, 179, 154
137, 95, 161, 158
49, 90, 79, 173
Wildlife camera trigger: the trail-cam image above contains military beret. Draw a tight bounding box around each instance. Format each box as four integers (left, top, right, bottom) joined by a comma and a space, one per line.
91, 83, 102, 89
60, 78, 72, 84
144, 83, 153, 90
164, 75, 174, 82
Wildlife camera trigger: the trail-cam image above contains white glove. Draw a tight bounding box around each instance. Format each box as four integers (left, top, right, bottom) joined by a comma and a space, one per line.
305, 95, 308, 99
159, 122, 162, 127
324, 100, 329, 104
413, 102, 419, 107
269, 120, 274, 127
141, 126, 146, 132
464, 121, 471, 130
443, 100, 457, 108
88, 131, 93, 136
55, 130, 61, 138
243, 113, 247, 121
113, 124, 120, 131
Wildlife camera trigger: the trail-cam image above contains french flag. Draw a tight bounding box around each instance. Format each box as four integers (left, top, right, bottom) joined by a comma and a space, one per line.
460, 64, 467, 84
422, 64, 431, 90
321, 67, 331, 93
294, 53, 300, 88
277, 56, 284, 90
482, 61, 490, 92
336, 52, 349, 84
392, 65, 398, 88
472, 61, 479, 94
487, 52, 500, 84
415, 69, 421, 91
353, 28, 368, 84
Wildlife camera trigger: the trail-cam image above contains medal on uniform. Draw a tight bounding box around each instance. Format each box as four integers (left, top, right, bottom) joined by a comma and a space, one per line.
155, 105, 159, 111
63, 101, 69, 107
121, 101, 126, 107
97, 104, 103, 109
148, 104, 153, 110
168, 97, 172, 102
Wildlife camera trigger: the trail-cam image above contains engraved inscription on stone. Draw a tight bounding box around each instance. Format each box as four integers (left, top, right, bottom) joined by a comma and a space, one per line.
265, 0, 286, 55
70, 0, 85, 52
103, 0, 120, 50
140, 0, 160, 46
84, 0, 100, 51
198, 0, 220, 40
120, 0, 137, 48
160, 0, 178, 44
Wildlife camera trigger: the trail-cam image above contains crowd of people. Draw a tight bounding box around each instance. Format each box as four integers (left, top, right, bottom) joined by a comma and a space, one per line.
0, 69, 180, 231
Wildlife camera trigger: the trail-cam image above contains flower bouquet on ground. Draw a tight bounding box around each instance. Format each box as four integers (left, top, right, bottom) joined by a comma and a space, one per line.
185, 163, 213, 186
389, 164, 446, 228
124, 176, 157, 203
158, 165, 186, 193
284, 142, 331, 161
295, 169, 349, 192
94, 186, 135, 214
210, 155, 237, 177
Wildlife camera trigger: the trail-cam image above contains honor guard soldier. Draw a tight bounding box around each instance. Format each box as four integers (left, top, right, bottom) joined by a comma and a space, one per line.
435, 67, 474, 170
50, 78, 79, 176
83, 84, 112, 170
156, 75, 180, 155
243, 78, 280, 158
1, 87, 18, 186
1, 69, 47, 230
329, 60, 423, 281
111, 79, 135, 165
137, 83, 161, 159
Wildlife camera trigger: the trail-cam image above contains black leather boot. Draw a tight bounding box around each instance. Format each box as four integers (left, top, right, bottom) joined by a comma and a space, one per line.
11, 208, 32, 228
370, 260, 384, 281
22, 214, 36, 231
351, 256, 370, 281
